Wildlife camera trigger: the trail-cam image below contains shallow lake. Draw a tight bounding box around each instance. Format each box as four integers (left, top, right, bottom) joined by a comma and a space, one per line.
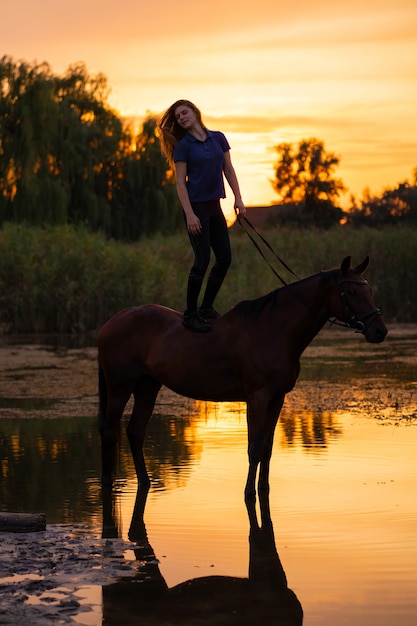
0, 325, 416, 625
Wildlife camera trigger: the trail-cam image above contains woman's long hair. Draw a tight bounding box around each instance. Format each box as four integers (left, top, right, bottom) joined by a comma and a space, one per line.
158, 100, 206, 169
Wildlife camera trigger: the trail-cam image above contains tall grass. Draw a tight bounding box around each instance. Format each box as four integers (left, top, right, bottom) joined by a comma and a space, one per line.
0, 222, 415, 333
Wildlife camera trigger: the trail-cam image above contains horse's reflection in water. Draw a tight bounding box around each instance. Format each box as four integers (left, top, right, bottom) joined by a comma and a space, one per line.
102, 488, 303, 625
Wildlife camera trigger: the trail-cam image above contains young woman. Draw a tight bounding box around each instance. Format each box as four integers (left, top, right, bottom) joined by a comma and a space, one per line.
158, 100, 246, 332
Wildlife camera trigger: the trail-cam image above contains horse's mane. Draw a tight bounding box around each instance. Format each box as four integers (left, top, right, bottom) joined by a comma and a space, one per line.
232, 268, 339, 320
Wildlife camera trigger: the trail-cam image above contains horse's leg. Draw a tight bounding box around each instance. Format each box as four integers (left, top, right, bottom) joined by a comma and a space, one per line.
128, 485, 150, 542
126, 376, 162, 490
258, 394, 285, 495
245, 393, 270, 501
245, 393, 285, 501
101, 386, 132, 487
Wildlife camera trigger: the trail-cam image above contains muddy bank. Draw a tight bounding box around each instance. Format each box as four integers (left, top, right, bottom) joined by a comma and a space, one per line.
1, 324, 416, 422
0, 525, 141, 625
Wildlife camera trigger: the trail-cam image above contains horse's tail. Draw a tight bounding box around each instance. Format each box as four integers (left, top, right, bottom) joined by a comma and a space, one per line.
98, 363, 120, 485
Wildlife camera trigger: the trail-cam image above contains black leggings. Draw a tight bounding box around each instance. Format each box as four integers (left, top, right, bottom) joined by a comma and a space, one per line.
185, 200, 232, 312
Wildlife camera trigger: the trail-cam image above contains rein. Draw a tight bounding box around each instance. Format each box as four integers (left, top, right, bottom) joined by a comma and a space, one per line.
237, 215, 381, 335
237, 215, 300, 286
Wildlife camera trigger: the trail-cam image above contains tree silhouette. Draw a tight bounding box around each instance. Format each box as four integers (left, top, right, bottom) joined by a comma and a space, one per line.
110, 117, 181, 239
0, 56, 180, 239
271, 138, 345, 228
348, 180, 417, 226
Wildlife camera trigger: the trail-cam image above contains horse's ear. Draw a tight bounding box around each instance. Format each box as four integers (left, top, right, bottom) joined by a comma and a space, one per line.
353, 256, 369, 275
340, 256, 351, 275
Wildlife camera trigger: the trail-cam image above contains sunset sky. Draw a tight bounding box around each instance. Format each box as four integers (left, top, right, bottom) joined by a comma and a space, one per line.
3, 0, 417, 211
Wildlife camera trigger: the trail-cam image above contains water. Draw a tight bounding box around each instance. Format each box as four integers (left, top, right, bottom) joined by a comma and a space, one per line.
0, 326, 416, 625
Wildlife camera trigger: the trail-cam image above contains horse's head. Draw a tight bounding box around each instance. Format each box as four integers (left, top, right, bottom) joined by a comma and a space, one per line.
330, 256, 387, 343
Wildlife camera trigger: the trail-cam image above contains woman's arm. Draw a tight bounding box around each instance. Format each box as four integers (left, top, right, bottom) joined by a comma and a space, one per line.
223, 151, 246, 215
175, 161, 202, 234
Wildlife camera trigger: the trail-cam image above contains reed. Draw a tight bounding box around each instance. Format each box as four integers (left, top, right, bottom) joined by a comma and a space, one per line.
0, 223, 415, 333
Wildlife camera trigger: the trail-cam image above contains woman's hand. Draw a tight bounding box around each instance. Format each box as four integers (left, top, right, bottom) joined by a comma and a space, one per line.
187, 212, 202, 235
234, 200, 246, 216
175, 161, 202, 233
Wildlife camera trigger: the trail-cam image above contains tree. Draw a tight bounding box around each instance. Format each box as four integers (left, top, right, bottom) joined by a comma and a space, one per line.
347, 179, 417, 227
0, 56, 180, 239
271, 138, 345, 228
0, 57, 122, 230
110, 117, 181, 240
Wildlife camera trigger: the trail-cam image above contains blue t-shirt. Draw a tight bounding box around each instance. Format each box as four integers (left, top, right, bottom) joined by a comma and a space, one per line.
173, 130, 230, 202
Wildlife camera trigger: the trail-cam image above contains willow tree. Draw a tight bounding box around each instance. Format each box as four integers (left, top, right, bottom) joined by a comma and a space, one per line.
0, 57, 122, 229
0, 57, 180, 238
110, 117, 181, 240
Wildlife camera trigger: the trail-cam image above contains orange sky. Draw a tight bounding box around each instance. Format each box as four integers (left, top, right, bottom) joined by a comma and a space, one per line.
3, 0, 417, 211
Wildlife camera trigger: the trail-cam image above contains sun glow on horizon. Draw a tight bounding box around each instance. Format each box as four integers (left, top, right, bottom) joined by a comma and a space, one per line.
3, 0, 417, 206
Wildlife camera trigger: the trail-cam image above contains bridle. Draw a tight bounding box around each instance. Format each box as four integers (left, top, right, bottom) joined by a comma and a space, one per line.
237, 216, 382, 335
333, 277, 382, 334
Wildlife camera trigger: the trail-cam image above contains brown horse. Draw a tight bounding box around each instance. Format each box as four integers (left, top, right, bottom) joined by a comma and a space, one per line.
98, 256, 387, 498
